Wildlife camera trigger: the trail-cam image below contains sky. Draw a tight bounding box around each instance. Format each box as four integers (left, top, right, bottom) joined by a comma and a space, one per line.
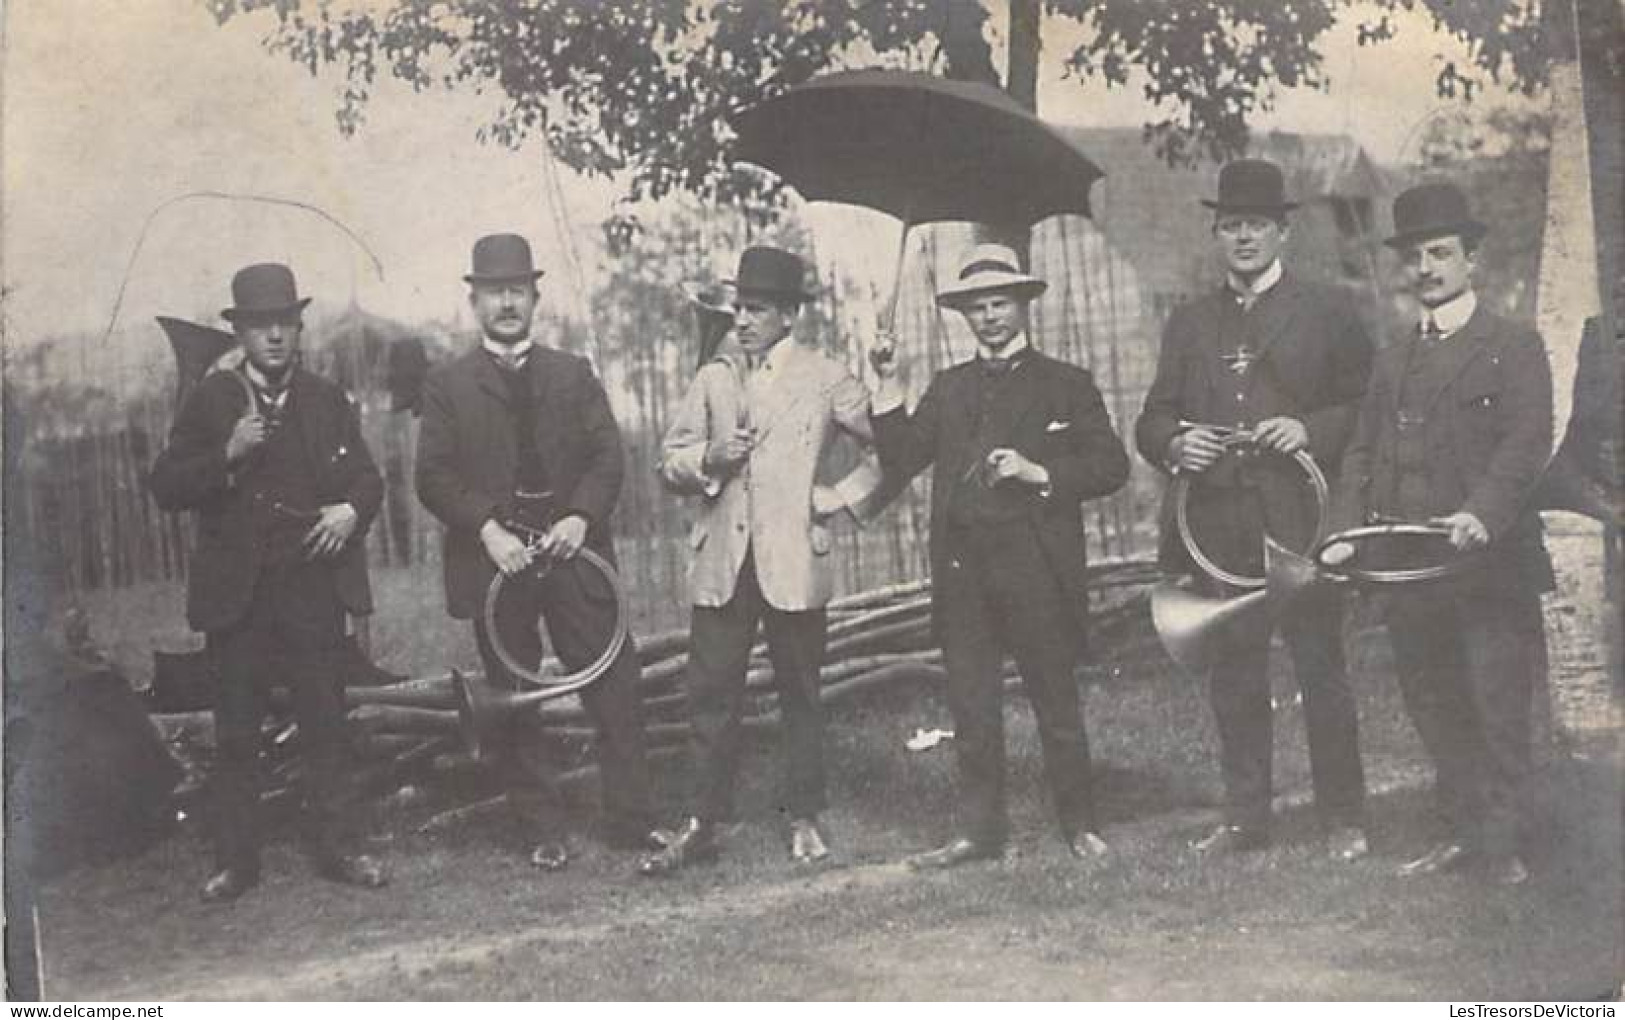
1, 0, 1537, 392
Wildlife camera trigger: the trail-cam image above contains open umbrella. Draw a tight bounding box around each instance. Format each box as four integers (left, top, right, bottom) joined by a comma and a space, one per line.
730, 70, 1104, 322
732, 69, 1103, 227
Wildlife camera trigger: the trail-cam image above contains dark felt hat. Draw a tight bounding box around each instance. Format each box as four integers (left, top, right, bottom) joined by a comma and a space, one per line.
463, 233, 546, 284
1200, 159, 1299, 213
725, 246, 813, 302
1384, 181, 1487, 249
220, 263, 312, 322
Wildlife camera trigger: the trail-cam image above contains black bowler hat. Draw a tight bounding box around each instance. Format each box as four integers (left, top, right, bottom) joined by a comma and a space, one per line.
221, 263, 312, 322
1200, 159, 1299, 213
463, 233, 547, 284
725, 246, 813, 302
1384, 181, 1487, 250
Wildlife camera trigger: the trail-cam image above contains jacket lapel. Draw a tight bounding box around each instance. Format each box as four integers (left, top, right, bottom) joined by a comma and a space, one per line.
980, 350, 1047, 443
470, 346, 512, 408
288, 368, 325, 487
1421, 305, 1495, 414
1248, 274, 1303, 363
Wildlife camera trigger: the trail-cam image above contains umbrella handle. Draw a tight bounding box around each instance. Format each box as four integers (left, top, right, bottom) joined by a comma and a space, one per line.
881, 220, 914, 333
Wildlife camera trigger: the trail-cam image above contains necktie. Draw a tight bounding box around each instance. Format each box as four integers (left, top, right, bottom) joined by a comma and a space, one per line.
1421, 317, 1443, 342
981, 357, 1015, 379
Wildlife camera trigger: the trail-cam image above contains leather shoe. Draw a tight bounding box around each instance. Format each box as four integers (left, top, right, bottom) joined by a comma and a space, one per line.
527, 841, 570, 872
638, 817, 718, 877
1397, 840, 1471, 877
199, 867, 259, 903
1066, 830, 1111, 861
790, 817, 830, 864
905, 837, 1002, 872
1326, 826, 1370, 862
1190, 824, 1269, 854
313, 852, 389, 889
1482, 854, 1530, 886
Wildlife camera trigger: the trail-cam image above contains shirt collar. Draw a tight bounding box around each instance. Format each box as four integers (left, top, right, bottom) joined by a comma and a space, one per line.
482, 337, 534, 364
243, 361, 292, 403
976, 333, 1032, 362
1422, 290, 1477, 338
1226, 259, 1284, 303
746, 337, 795, 373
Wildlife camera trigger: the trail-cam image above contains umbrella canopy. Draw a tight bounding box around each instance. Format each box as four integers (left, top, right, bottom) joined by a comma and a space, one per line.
730, 69, 1104, 228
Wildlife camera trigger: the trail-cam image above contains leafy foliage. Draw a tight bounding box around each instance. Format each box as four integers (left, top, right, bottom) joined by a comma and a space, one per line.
208, 0, 1546, 216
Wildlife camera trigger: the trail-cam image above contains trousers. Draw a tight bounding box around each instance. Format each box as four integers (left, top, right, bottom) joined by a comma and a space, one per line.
938, 520, 1097, 845
684, 551, 828, 822
209, 559, 353, 872
473, 553, 654, 844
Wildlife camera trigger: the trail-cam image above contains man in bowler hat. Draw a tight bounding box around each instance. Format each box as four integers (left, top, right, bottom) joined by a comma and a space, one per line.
416, 234, 657, 869
1136, 159, 1374, 858
640, 246, 881, 874
1326, 181, 1554, 885
150, 263, 388, 901
867, 244, 1130, 869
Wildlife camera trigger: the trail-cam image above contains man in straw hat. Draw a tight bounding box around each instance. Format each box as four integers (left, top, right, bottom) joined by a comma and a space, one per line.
640, 245, 882, 875
150, 263, 388, 901
1135, 158, 1375, 860
1326, 181, 1554, 885
866, 243, 1129, 869
417, 233, 657, 870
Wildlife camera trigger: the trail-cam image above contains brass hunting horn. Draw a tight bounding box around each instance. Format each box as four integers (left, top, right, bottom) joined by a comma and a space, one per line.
452, 545, 629, 761
1149, 424, 1330, 673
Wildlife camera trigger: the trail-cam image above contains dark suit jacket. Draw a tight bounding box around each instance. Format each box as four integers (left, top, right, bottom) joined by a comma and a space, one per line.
1135, 274, 1374, 572
1331, 304, 1555, 591
149, 367, 381, 633
416, 345, 626, 620
871, 351, 1130, 646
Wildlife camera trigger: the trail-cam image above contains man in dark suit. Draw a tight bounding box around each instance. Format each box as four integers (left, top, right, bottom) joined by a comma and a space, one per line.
150, 263, 388, 902
1135, 159, 1374, 858
867, 243, 1130, 869
1327, 181, 1554, 885
416, 234, 655, 870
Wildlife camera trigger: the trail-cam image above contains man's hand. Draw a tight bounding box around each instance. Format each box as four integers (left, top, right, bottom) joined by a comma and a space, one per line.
703, 427, 755, 476
303, 503, 358, 559
480, 519, 533, 576
538, 514, 589, 561
810, 484, 844, 519
867, 329, 907, 412
1253, 416, 1309, 454
226, 413, 269, 463
1168, 427, 1225, 474
868, 330, 900, 381
1433, 511, 1489, 551
984, 448, 1049, 488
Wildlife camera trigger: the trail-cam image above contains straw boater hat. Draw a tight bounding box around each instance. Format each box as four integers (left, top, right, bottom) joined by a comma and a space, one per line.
1384, 181, 1487, 250
463, 233, 547, 284
220, 263, 312, 322
934, 243, 1047, 309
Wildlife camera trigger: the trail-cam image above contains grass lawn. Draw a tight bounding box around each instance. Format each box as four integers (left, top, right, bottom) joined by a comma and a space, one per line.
35, 525, 1622, 1000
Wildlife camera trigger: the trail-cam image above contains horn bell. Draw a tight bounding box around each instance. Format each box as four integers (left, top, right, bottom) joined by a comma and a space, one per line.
1151, 578, 1269, 675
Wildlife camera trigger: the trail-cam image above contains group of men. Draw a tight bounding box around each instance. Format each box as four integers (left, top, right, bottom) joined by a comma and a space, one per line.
150, 157, 1554, 902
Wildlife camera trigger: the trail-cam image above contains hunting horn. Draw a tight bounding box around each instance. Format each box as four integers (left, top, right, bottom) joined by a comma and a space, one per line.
454, 547, 630, 760
1151, 536, 1327, 674
1150, 578, 1269, 675
157, 316, 236, 411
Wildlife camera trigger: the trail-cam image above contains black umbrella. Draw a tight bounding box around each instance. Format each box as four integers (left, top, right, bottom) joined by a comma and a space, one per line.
731, 69, 1103, 228
730, 69, 1103, 323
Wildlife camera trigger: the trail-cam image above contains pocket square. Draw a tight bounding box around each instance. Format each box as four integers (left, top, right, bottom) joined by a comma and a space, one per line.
1045, 420, 1072, 433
